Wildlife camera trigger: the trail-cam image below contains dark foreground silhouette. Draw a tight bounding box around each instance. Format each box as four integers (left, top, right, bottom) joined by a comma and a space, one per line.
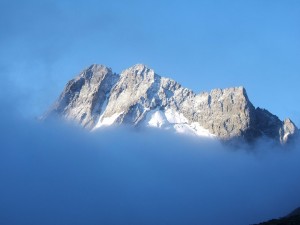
254, 207, 300, 225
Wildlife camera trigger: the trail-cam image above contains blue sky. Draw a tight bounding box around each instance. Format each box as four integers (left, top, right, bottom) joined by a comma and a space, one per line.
1, 0, 299, 126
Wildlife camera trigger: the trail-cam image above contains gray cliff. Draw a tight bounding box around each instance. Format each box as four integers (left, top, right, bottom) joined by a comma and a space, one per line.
46, 64, 298, 144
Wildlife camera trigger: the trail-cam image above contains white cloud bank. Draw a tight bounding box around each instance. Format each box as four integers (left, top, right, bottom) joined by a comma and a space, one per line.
0, 105, 300, 225
0, 77, 299, 225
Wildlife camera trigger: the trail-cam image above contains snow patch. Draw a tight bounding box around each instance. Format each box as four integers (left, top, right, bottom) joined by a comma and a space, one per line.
92, 96, 109, 130
144, 109, 214, 138
147, 110, 168, 128
165, 108, 188, 124
189, 122, 215, 137
93, 111, 123, 129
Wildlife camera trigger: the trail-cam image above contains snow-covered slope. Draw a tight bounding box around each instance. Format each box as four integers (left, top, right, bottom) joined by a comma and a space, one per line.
143, 109, 215, 138
45, 64, 298, 144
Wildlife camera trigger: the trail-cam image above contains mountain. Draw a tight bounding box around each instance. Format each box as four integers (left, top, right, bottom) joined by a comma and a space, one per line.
254, 207, 300, 225
45, 64, 298, 144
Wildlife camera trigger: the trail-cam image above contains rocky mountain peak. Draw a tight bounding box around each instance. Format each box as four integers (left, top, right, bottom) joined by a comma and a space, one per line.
125, 63, 148, 73
280, 118, 298, 144
80, 64, 113, 79
120, 64, 157, 82
45, 64, 299, 144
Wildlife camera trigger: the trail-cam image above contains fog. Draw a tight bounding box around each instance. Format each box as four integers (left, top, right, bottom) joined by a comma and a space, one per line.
1, 101, 300, 225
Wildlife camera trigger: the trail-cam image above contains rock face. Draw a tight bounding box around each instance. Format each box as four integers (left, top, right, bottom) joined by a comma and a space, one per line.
45, 64, 298, 143
48, 65, 119, 129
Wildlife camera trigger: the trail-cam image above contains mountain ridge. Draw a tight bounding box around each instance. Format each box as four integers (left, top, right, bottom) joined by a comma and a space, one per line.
45, 64, 298, 144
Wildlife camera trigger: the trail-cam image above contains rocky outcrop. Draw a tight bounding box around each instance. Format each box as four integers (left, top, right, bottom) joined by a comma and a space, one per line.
280, 118, 298, 144
47, 64, 119, 128
45, 64, 298, 144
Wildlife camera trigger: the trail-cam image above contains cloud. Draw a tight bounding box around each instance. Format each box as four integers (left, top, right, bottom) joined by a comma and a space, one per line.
0, 97, 300, 225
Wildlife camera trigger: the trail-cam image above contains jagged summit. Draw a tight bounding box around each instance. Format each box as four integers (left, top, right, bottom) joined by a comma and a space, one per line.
125, 63, 149, 72
80, 64, 113, 77
46, 64, 298, 144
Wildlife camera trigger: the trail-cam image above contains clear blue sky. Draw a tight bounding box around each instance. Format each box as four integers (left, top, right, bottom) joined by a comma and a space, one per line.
1, 0, 299, 126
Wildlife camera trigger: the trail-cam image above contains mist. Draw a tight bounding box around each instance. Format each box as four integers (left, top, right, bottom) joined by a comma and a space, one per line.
1, 100, 300, 225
